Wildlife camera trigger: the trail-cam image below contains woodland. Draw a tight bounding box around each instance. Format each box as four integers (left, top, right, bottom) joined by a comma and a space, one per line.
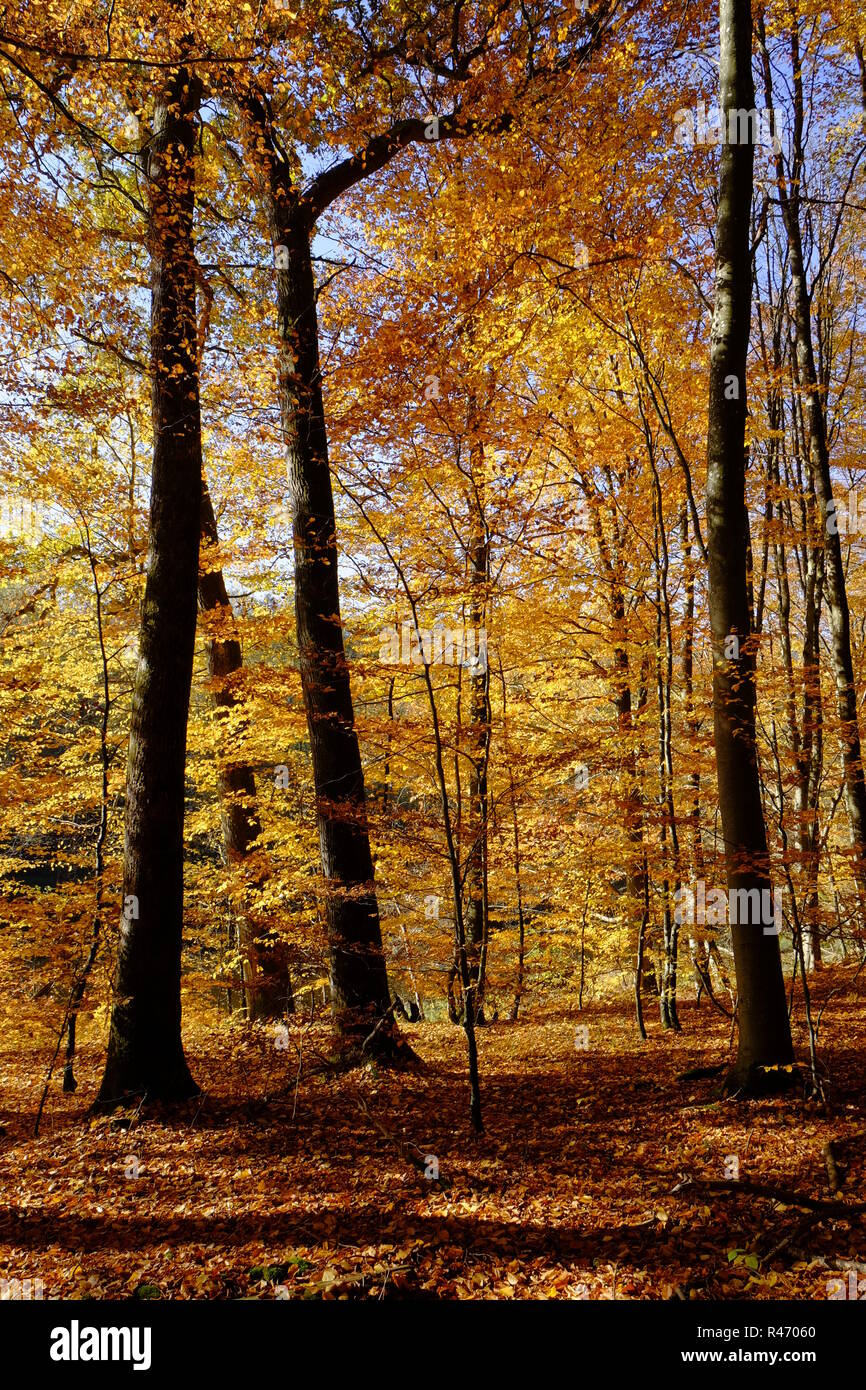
0, 0, 865, 1308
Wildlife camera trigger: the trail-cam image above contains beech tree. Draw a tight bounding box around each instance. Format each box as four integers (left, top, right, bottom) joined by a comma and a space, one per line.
6, 1, 866, 1156
98, 65, 203, 1103
228, 1, 617, 1055
704, 0, 793, 1090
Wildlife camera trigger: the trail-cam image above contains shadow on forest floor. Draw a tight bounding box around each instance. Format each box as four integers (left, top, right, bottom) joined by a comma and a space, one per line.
1, 972, 865, 1299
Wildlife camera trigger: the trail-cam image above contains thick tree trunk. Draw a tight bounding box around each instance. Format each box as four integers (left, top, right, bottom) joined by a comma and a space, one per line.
98, 69, 202, 1104
198, 480, 290, 1019
705, 0, 793, 1091
257, 154, 396, 1057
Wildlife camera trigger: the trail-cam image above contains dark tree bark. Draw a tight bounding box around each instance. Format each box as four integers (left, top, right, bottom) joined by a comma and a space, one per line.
278, 212, 393, 1053
226, 8, 617, 1072
98, 68, 202, 1105
644, 427, 681, 1033
246, 111, 397, 1058
57, 535, 109, 1099
496, 654, 527, 1022
198, 487, 260, 851
705, 0, 793, 1091
198, 480, 290, 1019
464, 432, 490, 1024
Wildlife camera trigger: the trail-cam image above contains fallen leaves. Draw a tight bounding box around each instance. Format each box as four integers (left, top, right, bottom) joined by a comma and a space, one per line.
0, 978, 864, 1300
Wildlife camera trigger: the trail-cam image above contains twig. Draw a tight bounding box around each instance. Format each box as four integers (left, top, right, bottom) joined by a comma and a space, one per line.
673, 1176, 866, 1217
33, 983, 80, 1136
762, 1211, 824, 1264
823, 1140, 843, 1194
288, 1018, 314, 1122
354, 1094, 444, 1186
361, 1000, 398, 1054
184, 1091, 208, 1131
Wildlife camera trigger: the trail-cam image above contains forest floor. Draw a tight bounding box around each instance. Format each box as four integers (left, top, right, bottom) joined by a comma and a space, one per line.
1, 970, 865, 1300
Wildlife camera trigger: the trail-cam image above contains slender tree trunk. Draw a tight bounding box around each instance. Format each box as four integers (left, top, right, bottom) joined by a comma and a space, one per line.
612, 634, 651, 1018
802, 577, 825, 968
422, 647, 483, 1128
634, 893, 648, 1042
98, 68, 202, 1104
465, 436, 490, 1024
383, 673, 395, 814
581, 468, 653, 1019
854, 37, 866, 114
198, 479, 290, 1018
507, 775, 526, 1021
705, 0, 793, 1090
788, 225, 866, 910
251, 127, 397, 1058
648, 446, 681, 1031
763, 15, 866, 914
63, 535, 110, 1093
760, 276, 825, 971
683, 507, 708, 1002
497, 653, 527, 1021
681, 508, 726, 1005
399, 921, 424, 1021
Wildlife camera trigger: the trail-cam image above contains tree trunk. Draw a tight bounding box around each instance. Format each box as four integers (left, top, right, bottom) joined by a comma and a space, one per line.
705, 0, 793, 1091
682, 508, 726, 1005
760, 264, 825, 972
782, 41, 866, 909
198, 479, 290, 1018
581, 470, 651, 1027
497, 653, 527, 1021
761, 13, 866, 919
634, 896, 648, 1042
256, 148, 397, 1058
98, 68, 202, 1104
648, 449, 681, 1031
61, 537, 110, 1095
464, 434, 490, 1024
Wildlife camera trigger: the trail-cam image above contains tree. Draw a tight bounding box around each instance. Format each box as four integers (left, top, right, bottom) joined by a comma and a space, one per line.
704, 0, 793, 1090
198, 479, 290, 1020
256, 128, 397, 1056
231, 2, 616, 1056
98, 64, 203, 1103
759, 11, 866, 921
